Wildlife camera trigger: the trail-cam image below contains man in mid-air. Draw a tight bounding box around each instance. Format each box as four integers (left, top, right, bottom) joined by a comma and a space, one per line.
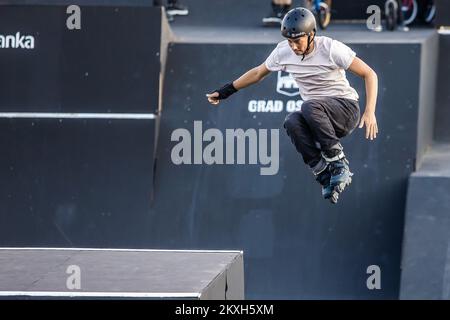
206, 7, 378, 204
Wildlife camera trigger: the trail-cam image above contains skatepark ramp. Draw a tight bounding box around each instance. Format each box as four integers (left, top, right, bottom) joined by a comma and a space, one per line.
0, 2, 446, 300
0, 248, 244, 299
0, 4, 165, 246
153, 27, 438, 299
400, 33, 450, 300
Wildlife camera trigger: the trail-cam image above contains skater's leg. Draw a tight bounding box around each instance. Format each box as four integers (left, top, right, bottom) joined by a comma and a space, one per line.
283, 112, 333, 199
300, 98, 359, 152
301, 98, 360, 203
283, 111, 322, 168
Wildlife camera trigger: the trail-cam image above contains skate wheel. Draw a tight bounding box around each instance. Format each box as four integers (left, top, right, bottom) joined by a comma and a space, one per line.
330, 192, 339, 204
336, 183, 345, 193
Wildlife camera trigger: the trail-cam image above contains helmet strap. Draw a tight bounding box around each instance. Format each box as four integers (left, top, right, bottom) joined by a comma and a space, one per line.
301, 31, 316, 61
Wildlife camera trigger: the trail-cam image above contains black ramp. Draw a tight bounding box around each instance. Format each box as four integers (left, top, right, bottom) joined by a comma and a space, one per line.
153, 37, 427, 298
0, 5, 161, 113
0, 248, 245, 300
434, 34, 450, 142
0, 2, 441, 300
0, 118, 156, 247
400, 143, 450, 299
435, 0, 450, 27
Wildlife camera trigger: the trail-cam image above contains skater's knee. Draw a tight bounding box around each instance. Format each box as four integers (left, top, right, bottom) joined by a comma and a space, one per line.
283, 113, 299, 131
300, 100, 320, 120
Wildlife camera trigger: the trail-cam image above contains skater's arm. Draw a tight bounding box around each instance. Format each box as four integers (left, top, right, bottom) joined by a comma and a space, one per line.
233, 63, 271, 90
348, 57, 379, 140
206, 63, 271, 105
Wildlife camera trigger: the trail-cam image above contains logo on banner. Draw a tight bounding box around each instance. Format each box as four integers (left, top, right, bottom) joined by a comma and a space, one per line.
0, 32, 35, 49
247, 71, 302, 113
276, 71, 300, 97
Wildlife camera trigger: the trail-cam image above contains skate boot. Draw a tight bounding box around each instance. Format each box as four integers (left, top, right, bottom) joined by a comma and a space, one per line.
322, 151, 353, 204
315, 166, 335, 200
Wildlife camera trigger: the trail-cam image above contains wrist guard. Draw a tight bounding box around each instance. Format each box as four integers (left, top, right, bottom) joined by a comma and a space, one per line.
216, 82, 238, 100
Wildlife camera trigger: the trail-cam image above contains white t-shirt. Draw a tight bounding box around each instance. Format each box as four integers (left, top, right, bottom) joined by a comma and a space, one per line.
265, 36, 359, 101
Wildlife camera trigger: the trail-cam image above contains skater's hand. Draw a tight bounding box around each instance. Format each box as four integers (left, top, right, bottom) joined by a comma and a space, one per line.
206, 92, 220, 106
359, 111, 378, 140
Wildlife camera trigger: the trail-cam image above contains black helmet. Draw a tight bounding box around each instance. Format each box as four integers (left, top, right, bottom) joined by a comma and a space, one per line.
281, 7, 316, 39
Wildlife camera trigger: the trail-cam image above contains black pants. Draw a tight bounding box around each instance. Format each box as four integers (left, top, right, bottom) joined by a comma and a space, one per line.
283, 97, 360, 168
